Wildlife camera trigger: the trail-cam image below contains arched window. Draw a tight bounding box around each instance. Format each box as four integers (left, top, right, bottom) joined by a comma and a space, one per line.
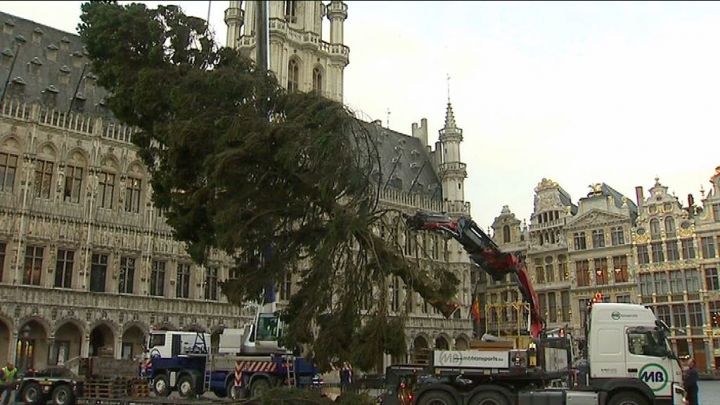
650, 218, 661, 240
502, 225, 510, 243
284, 1, 297, 22
288, 59, 299, 92
664, 217, 676, 238
312, 66, 322, 93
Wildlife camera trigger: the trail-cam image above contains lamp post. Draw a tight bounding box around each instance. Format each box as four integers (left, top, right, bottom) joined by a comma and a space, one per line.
18, 325, 31, 371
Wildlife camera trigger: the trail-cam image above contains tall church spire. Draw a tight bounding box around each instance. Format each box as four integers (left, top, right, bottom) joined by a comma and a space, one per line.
438, 95, 467, 213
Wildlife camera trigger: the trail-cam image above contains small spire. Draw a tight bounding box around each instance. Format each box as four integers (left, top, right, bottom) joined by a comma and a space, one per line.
444, 102, 457, 129
447, 73, 451, 104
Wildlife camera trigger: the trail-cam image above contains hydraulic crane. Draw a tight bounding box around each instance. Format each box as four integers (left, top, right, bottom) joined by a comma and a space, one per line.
404, 211, 545, 338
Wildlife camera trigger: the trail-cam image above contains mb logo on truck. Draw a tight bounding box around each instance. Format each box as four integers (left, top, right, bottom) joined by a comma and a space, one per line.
639, 363, 668, 392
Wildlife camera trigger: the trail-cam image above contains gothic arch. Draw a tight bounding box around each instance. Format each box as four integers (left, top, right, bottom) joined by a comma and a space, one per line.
0, 316, 10, 365
0, 134, 23, 151
89, 321, 117, 357
88, 319, 120, 337
18, 315, 52, 337
126, 161, 146, 177
287, 57, 302, 92
0, 313, 15, 332
36, 141, 58, 159
122, 321, 149, 335
100, 153, 120, 171
454, 334, 470, 350
434, 333, 450, 350
65, 147, 89, 166
53, 318, 87, 337
312, 64, 324, 93
52, 320, 84, 366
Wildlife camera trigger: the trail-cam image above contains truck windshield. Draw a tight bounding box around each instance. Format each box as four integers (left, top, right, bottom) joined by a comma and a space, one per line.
255, 314, 280, 341
627, 328, 669, 357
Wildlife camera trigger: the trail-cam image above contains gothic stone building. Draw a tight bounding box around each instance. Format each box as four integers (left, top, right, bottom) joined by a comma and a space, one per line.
0, 1, 475, 372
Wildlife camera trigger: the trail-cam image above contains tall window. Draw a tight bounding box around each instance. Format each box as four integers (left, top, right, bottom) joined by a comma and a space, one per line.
63, 165, 83, 203
666, 241, 679, 261
613, 255, 628, 283
98, 171, 115, 209
664, 217, 676, 238
616, 295, 631, 303
279, 272, 292, 301
575, 260, 590, 287
611, 226, 625, 246
150, 260, 166, 296
651, 242, 664, 263
535, 266, 545, 284
312, 66, 322, 93
176, 263, 190, 298
579, 298, 591, 327
637, 245, 650, 265
390, 276, 400, 312
573, 232, 586, 250
713, 204, 720, 222
90, 253, 108, 292
702, 237, 716, 259
558, 257, 568, 281
23, 246, 44, 285
545, 263, 554, 283
503, 225, 510, 243
0, 242, 6, 281
34, 159, 53, 199
655, 305, 671, 326
710, 301, 720, 327
288, 59, 299, 92
592, 229, 605, 248
706, 268, 720, 291
594, 258, 608, 285
561, 291, 570, 322
125, 177, 142, 213
119, 256, 135, 294
650, 218, 661, 240
284, 1, 297, 22
0, 152, 18, 192
669, 270, 684, 294
639, 274, 653, 296
672, 304, 686, 328
688, 303, 703, 327
548, 293, 557, 323
654, 272, 668, 296
682, 239, 696, 259
54, 249, 73, 288
686, 269, 700, 293
205, 266, 218, 300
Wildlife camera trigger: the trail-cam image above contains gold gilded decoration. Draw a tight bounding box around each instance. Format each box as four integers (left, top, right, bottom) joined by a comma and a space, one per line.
535, 178, 558, 193
633, 233, 650, 244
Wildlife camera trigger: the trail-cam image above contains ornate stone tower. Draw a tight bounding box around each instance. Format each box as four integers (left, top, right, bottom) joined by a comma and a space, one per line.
438, 102, 468, 214
225, 1, 350, 102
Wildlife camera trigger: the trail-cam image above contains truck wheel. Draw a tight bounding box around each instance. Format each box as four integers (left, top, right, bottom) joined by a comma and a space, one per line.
177, 375, 196, 398
152, 374, 171, 397
226, 380, 245, 400
249, 378, 271, 398
470, 391, 509, 405
608, 392, 648, 405
21, 382, 43, 405
417, 390, 455, 405
52, 384, 75, 405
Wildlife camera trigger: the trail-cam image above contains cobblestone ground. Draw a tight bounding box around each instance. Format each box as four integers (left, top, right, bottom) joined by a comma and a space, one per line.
698, 381, 720, 405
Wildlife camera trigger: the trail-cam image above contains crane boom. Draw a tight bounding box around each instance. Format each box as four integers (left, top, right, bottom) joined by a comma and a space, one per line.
405, 211, 545, 338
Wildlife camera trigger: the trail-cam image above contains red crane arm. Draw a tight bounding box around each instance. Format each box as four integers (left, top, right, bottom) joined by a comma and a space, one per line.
405, 211, 545, 338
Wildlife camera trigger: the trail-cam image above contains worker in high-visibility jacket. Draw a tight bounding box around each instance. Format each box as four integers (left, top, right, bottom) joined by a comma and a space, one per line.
0, 362, 17, 405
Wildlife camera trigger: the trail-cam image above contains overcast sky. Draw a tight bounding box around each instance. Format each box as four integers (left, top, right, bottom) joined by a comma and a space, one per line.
2, 1, 719, 229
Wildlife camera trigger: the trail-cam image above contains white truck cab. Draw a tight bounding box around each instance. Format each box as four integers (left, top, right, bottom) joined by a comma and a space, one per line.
587, 303, 685, 405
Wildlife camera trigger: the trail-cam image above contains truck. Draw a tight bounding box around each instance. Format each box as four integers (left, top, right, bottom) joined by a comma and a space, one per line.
381, 211, 686, 405
142, 309, 320, 399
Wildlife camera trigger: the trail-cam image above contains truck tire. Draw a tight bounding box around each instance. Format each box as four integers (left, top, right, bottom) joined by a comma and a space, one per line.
225, 379, 245, 400
177, 374, 196, 398
417, 390, 455, 405
21, 382, 43, 405
152, 374, 171, 397
470, 391, 510, 405
51, 384, 75, 405
249, 378, 271, 398
608, 392, 648, 405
